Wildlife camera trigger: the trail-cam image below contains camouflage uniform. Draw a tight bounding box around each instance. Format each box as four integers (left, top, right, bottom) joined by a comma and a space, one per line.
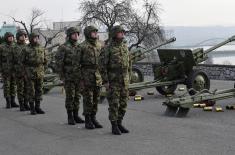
55, 27, 84, 125
75, 26, 103, 129
21, 33, 47, 115
13, 30, 30, 111
99, 25, 130, 134
0, 32, 18, 108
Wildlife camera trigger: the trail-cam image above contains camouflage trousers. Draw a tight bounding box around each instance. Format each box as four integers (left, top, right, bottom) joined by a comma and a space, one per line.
2, 74, 16, 98
27, 77, 43, 103
64, 80, 81, 111
107, 85, 128, 121
82, 86, 100, 116
16, 77, 27, 102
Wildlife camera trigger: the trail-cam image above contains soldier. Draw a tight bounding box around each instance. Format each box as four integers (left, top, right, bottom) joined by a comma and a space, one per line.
55, 27, 84, 125
21, 33, 46, 115
0, 32, 19, 108
99, 25, 130, 135
13, 30, 30, 111
74, 25, 103, 129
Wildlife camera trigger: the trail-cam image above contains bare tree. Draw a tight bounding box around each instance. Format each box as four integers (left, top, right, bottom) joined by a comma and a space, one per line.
10, 8, 62, 48
79, 0, 165, 51
126, 0, 164, 51
11, 8, 44, 36
79, 0, 133, 33
37, 29, 63, 48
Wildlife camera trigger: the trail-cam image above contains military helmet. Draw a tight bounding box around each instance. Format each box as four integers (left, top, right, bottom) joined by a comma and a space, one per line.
66, 27, 80, 36
29, 33, 39, 44
110, 25, 125, 38
29, 33, 39, 39
84, 26, 98, 38
16, 30, 27, 40
4, 32, 14, 41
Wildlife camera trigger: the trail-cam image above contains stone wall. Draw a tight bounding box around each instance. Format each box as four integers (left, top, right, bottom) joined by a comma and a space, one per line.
133, 62, 235, 81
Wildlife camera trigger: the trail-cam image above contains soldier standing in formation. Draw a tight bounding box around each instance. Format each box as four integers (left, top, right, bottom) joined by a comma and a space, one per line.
0, 32, 19, 108
13, 30, 30, 111
100, 25, 130, 135
21, 33, 46, 115
55, 27, 85, 125
75, 26, 103, 129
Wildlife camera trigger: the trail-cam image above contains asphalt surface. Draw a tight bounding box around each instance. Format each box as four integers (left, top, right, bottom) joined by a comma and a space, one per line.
0, 79, 235, 155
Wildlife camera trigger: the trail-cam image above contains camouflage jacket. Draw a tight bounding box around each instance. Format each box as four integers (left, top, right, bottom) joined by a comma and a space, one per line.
77, 40, 102, 86
21, 44, 47, 79
99, 41, 130, 86
13, 42, 27, 77
55, 41, 80, 81
0, 42, 15, 75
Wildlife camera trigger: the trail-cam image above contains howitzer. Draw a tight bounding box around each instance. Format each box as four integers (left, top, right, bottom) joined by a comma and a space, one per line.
101, 35, 235, 100
163, 87, 235, 117
150, 35, 235, 95
129, 37, 176, 84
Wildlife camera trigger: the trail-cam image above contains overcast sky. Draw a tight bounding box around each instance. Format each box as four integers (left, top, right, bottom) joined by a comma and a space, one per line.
0, 0, 235, 27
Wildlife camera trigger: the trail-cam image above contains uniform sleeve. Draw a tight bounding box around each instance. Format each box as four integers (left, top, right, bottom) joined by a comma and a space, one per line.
54, 45, 65, 77
99, 47, 109, 84
126, 45, 132, 82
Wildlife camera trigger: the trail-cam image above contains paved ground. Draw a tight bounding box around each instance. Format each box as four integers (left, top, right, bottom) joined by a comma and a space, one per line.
0, 80, 235, 155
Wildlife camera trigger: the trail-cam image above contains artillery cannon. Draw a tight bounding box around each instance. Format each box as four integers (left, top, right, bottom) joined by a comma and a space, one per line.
129, 37, 176, 83
159, 35, 235, 117
163, 87, 235, 117
132, 35, 235, 95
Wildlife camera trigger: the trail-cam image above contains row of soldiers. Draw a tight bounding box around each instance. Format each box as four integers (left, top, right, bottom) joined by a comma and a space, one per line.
0, 24, 130, 135
0, 31, 46, 114
55, 25, 130, 135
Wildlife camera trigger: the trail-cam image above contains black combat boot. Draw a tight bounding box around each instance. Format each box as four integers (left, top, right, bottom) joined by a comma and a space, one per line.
24, 99, 30, 111
6, 97, 11, 109
117, 120, 129, 133
19, 100, 26, 111
111, 121, 121, 135
85, 115, 95, 129
11, 96, 19, 108
91, 114, 103, 128
73, 109, 85, 124
35, 101, 45, 114
67, 110, 75, 125
29, 102, 36, 115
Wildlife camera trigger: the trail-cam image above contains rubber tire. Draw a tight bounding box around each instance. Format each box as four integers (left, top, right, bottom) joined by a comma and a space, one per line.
130, 68, 144, 84
186, 69, 210, 95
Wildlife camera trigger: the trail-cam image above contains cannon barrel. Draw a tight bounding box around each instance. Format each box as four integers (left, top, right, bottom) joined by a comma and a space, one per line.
193, 35, 235, 64
130, 37, 176, 61
204, 35, 235, 54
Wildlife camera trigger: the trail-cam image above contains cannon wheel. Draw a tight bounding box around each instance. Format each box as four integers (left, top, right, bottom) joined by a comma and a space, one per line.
164, 105, 178, 117
130, 68, 144, 84
156, 85, 177, 95
186, 69, 210, 95
176, 107, 190, 117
